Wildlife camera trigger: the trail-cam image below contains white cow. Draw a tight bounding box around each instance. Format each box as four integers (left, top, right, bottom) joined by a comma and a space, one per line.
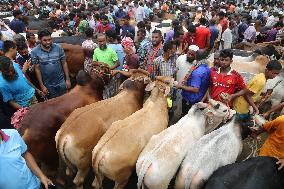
175, 115, 267, 189
136, 99, 235, 189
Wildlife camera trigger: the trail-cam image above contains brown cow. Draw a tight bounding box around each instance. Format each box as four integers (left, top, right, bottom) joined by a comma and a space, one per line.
235, 43, 282, 60
19, 65, 111, 175
92, 76, 175, 189
55, 69, 150, 189
60, 43, 85, 75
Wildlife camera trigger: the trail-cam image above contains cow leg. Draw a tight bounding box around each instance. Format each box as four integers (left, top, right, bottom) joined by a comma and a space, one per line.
113, 180, 129, 189
92, 173, 104, 189
175, 165, 192, 189
113, 170, 132, 189
66, 167, 74, 177
73, 168, 89, 189
190, 170, 205, 189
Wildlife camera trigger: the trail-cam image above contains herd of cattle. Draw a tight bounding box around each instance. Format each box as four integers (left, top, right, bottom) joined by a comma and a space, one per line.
3, 14, 284, 189
14, 46, 284, 189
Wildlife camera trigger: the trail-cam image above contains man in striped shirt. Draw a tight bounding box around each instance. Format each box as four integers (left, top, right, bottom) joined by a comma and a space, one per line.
151, 41, 177, 78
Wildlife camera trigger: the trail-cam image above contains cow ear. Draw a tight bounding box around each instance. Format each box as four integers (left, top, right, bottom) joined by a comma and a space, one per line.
223, 109, 236, 122
196, 102, 208, 109
145, 82, 155, 92
164, 86, 171, 97
229, 110, 236, 119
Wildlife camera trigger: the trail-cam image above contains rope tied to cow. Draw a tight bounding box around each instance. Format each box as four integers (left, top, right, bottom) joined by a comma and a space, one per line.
243, 136, 261, 161
90, 65, 111, 87
242, 116, 263, 161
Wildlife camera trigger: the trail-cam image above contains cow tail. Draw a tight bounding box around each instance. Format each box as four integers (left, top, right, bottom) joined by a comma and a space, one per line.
137, 154, 153, 189
137, 138, 168, 189
56, 131, 76, 174
92, 145, 102, 179
184, 168, 196, 189
92, 125, 123, 177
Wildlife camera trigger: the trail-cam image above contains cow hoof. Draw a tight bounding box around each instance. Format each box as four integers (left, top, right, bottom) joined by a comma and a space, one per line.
92, 180, 99, 189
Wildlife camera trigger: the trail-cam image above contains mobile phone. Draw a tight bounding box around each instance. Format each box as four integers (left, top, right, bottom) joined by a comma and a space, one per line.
41, 183, 57, 189
48, 184, 57, 189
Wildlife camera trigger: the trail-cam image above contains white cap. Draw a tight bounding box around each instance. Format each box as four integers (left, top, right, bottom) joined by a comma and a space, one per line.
279, 11, 283, 15
188, 45, 199, 52
197, 7, 202, 11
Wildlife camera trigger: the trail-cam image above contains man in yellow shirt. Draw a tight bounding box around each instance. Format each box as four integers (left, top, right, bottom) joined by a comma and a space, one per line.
254, 115, 284, 170
233, 60, 282, 118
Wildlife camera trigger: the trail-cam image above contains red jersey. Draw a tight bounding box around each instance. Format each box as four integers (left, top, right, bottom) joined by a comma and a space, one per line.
96, 24, 112, 33
195, 26, 211, 49
210, 68, 246, 102
182, 32, 197, 52
183, 32, 196, 45
219, 18, 229, 33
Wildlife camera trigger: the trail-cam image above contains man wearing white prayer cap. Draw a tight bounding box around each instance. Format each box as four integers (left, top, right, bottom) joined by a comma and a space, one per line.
176, 45, 200, 83
174, 45, 200, 117
175, 48, 211, 117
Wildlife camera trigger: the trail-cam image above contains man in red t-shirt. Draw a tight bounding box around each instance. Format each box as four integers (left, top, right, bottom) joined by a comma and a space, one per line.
182, 25, 197, 54
209, 49, 248, 105
96, 15, 113, 33
219, 11, 229, 34
195, 18, 211, 50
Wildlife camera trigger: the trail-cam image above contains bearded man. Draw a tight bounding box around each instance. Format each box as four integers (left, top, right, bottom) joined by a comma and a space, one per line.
31, 29, 71, 100
93, 33, 120, 98
176, 45, 199, 84
174, 45, 200, 118
93, 34, 119, 70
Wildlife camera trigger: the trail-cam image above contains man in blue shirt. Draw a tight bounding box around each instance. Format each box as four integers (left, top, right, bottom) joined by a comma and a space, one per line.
115, 5, 127, 19
209, 19, 219, 49
120, 15, 135, 39
16, 41, 40, 94
176, 50, 211, 117
106, 29, 125, 70
0, 129, 52, 189
9, 10, 26, 34
0, 56, 38, 110
31, 29, 71, 99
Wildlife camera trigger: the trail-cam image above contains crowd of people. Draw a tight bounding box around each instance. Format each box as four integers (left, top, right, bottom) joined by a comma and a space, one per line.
0, 0, 284, 188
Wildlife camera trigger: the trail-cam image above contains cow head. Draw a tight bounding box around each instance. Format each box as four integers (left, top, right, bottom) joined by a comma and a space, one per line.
145, 76, 177, 97
129, 69, 151, 84
195, 99, 236, 134
76, 63, 111, 89
259, 45, 281, 60
235, 114, 267, 140
118, 69, 151, 92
